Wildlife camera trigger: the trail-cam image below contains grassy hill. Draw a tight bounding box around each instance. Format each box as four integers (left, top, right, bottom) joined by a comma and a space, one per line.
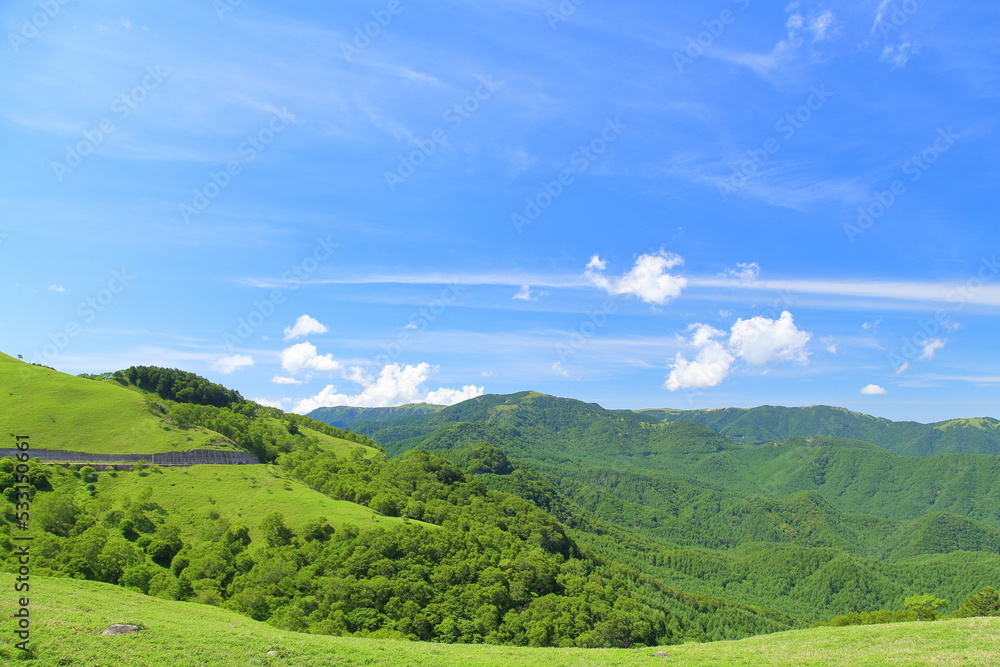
0, 352, 229, 455
93, 463, 422, 539
4, 575, 998, 666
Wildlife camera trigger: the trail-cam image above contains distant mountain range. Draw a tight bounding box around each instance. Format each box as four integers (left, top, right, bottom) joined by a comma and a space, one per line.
310, 398, 1000, 456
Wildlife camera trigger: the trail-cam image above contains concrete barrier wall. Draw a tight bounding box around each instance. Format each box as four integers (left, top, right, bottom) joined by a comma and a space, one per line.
0, 448, 259, 466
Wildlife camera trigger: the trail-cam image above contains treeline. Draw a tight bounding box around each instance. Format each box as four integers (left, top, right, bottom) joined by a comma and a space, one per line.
118, 365, 245, 408
0, 454, 793, 647
816, 588, 1000, 627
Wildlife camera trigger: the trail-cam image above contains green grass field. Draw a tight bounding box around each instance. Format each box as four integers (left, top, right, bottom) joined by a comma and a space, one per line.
94, 464, 426, 538
299, 426, 381, 459
2, 576, 997, 666
0, 353, 228, 455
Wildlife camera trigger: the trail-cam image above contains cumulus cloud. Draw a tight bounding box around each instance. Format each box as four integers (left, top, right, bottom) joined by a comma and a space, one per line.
291, 362, 484, 413
586, 251, 687, 305
860, 384, 887, 395
212, 354, 254, 374
665, 312, 811, 391
271, 376, 303, 385
283, 315, 328, 341
664, 325, 735, 391
720, 262, 761, 282
729, 311, 811, 366
280, 342, 341, 375
425, 385, 486, 405
48, 284, 66, 293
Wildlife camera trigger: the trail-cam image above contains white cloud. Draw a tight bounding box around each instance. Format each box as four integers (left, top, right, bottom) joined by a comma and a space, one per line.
881, 42, 918, 67
665, 312, 811, 391
809, 11, 834, 41
514, 285, 537, 301
729, 311, 811, 366
860, 384, 888, 395
665, 325, 735, 391
862, 319, 882, 330
918, 338, 946, 361
48, 284, 66, 293
271, 376, 303, 385
894, 361, 910, 375
586, 251, 687, 305
291, 362, 484, 413
425, 385, 486, 405
720, 262, 761, 282
283, 315, 328, 341
212, 354, 254, 374
280, 342, 341, 375
826, 344, 838, 354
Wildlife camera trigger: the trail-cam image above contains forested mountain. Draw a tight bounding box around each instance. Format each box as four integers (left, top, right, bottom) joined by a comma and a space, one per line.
638, 405, 1000, 456
308, 392, 1000, 621
308, 404, 445, 429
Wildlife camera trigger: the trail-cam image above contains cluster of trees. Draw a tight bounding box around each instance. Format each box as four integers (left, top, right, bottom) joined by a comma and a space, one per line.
816, 589, 999, 627
0, 453, 792, 647
118, 366, 246, 407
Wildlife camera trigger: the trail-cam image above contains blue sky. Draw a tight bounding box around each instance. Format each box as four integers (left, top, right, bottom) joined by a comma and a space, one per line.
2, 0, 998, 422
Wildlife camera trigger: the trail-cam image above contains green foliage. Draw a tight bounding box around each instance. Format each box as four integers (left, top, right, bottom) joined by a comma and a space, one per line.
0, 452, 793, 647
953, 586, 1000, 617
119, 365, 246, 408
905, 595, 949, 621
258, 512, 294, 547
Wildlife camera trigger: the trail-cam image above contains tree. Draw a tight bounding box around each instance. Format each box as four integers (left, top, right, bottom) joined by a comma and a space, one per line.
905, 594, 949, 621
258, 512, 294, 548
953, 587, 1000, 618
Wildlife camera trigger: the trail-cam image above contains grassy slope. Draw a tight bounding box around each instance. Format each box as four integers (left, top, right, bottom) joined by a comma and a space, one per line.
94, 464, 426, 538
300, 426, 381, 459
3, 576, 998, 667
0, 352, 227, 455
